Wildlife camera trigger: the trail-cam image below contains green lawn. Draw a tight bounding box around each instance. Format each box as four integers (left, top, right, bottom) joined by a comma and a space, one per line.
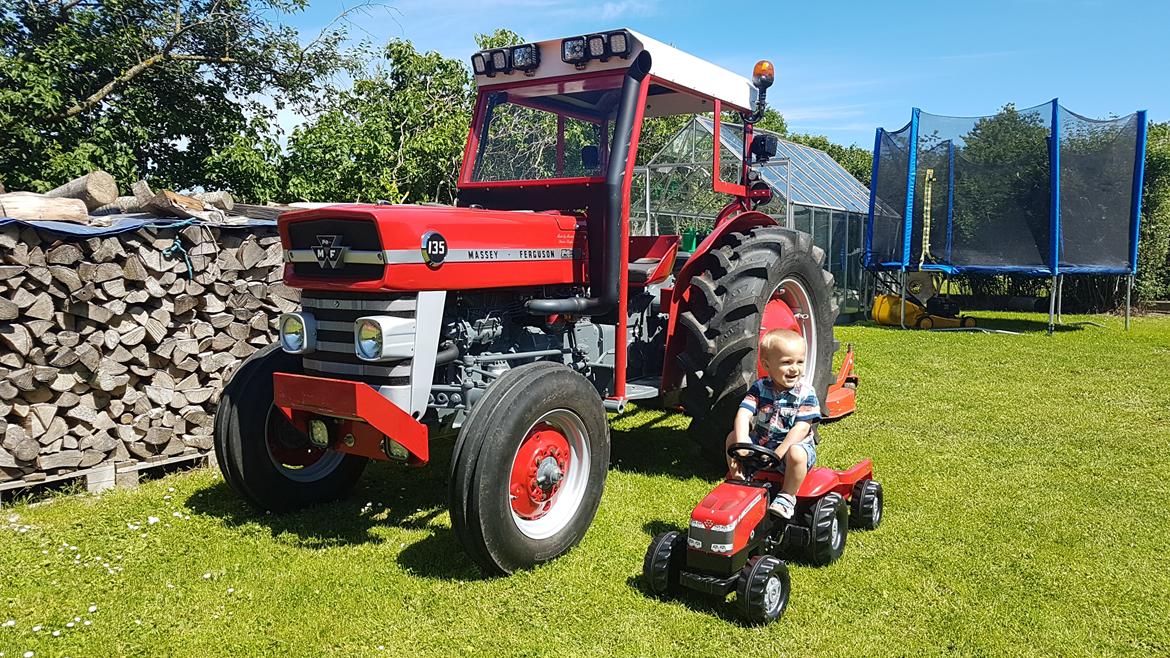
2, 312, 1169, 657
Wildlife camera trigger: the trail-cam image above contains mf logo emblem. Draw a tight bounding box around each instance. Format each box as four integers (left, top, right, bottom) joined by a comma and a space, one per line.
702, 520, 714, 530
313, 235, 347, 269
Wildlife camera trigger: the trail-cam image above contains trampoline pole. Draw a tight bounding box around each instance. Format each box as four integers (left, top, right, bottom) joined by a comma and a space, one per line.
1056, 274, 1064, 324
1053, 272, 1062, 332
1126, 274, 1133, 331
899, 270, 908, 329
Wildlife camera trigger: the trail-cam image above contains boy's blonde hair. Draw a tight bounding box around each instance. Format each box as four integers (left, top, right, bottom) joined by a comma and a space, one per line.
759, 328, 805, 361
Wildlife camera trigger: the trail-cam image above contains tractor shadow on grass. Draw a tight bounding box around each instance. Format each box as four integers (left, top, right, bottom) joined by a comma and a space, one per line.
626, 520, 743, 624
187, 433, 486, 581
608, 409, 725, 481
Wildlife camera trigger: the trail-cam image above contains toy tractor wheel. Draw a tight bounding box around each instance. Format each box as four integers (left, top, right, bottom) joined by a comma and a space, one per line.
850, 480, 883, 530
642, 530, 687, 597
450, 362, 610, 575
677, 226, 839, 465
736, 555, 791, 625
803, 492, 849, 566
214, 345, 367, 512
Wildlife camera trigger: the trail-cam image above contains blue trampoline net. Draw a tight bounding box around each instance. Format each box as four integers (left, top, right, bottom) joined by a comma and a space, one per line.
866, 100, 1146, 276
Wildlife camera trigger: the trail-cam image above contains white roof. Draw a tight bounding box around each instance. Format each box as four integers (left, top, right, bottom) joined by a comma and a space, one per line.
474, 29, 758, 116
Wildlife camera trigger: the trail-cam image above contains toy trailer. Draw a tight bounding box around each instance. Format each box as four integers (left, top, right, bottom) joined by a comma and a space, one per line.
213, 29, 855, 574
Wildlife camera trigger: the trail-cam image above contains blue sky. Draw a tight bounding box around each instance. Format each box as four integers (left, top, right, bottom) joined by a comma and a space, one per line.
281, 0, 1168, 147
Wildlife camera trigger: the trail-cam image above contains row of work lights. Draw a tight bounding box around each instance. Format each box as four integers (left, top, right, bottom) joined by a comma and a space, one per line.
470, 29, 633, 77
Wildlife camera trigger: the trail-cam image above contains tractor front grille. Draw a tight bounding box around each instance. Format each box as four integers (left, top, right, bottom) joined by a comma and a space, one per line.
287, 217, 384, 280
301, 290, 415, 387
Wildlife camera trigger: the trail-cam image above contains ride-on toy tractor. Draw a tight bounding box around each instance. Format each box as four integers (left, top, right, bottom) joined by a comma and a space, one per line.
644, 444, 882, 624
213, 29, 856, 574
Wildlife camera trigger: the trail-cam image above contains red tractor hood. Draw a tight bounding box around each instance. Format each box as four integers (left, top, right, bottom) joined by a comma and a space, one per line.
279, 204, 588, 292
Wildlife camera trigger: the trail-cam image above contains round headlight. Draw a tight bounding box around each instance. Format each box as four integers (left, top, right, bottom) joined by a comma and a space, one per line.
356, 319, 382, 360
280, 314, 305, 352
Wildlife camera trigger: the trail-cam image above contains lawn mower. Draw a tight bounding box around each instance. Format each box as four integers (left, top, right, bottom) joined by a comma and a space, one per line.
871, 271, 976, 329
642, 443, 882, 624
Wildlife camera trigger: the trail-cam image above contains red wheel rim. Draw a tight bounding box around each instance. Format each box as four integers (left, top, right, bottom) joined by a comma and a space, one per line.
509, 422, 572, 521
756, 278, 818, 387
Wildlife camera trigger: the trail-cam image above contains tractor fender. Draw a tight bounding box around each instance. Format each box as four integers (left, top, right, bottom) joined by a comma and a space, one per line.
797, 459, 874, 499
661, 208, 780, 396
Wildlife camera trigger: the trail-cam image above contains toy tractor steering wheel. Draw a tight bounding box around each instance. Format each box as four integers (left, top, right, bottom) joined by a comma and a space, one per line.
727, 443, 783, 472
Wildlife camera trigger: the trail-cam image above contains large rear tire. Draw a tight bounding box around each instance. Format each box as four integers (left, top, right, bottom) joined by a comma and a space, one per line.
678, 226, 839, 464
214, 345, 367, 511
450, 362, 610, 575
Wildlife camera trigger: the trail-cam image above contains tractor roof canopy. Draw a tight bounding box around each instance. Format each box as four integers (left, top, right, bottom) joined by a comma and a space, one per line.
471, 29, 757, 116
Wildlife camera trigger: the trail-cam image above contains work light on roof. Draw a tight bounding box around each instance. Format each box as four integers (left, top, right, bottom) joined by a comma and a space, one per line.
470, 52, 488, 76
561, 36, 587, 65
586, 34, 607, 59
607, 31, 630, 57
510, 44, 540, 72
490, 49, 510, 73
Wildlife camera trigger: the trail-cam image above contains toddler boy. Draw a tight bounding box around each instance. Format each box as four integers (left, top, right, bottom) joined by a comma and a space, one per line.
726, 328, 820, 518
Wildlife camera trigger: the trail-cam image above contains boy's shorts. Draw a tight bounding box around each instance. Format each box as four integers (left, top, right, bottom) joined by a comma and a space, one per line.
770, 437, 817, 474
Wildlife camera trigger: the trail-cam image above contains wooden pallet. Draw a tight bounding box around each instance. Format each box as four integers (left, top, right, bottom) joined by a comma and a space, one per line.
0, 449, 214, 498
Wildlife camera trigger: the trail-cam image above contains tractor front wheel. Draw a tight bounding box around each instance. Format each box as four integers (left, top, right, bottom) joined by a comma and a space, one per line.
736, 555, 791, 625
643, 530, 687, 597
214, 345, 367, 512
450, 362, 610, 575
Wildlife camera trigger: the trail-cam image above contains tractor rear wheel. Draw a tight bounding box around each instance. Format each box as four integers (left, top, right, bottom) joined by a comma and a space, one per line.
802, 492, 849, 566
678, 226, 839, 464
850, 479, 883, 530
449, 362, 610, 575
214, 345, 367, 511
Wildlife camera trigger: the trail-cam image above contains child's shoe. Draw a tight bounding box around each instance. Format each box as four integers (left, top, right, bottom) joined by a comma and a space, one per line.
769, 493, 796, 519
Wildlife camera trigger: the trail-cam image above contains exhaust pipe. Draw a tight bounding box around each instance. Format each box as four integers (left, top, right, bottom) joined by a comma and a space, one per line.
526, 50, 652, 315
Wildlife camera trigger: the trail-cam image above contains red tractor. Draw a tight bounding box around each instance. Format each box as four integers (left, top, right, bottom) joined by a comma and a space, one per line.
643, 444, 882, 625
213, 29, 856, 575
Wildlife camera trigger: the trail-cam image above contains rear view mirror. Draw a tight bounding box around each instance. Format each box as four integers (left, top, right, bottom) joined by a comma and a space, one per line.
581, 145, 600, 170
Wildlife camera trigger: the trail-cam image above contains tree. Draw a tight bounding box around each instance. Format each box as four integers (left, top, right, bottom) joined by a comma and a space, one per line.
283, 39, 472, 203
0, 0, 352, 195
1137, 120, 1170, 302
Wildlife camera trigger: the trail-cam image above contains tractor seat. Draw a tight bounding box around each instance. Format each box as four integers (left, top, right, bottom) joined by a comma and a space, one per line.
628, 257, 661, 285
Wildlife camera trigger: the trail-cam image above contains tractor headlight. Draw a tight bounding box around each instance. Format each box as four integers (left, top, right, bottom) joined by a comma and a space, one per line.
355, 319, 383, 360
354, 315, 416, 362
279, 312, 316, 354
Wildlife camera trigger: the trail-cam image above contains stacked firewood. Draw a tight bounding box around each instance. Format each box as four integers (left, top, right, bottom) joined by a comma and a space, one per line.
0, 222, 297, 482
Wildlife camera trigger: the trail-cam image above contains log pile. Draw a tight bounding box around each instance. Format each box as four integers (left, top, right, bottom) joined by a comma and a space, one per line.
0, 222, 297, 483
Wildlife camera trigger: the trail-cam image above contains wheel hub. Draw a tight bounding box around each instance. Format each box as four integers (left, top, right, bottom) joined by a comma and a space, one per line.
509, 423, 571, 520
764, 574, 782, 611
830, 514, 841, 549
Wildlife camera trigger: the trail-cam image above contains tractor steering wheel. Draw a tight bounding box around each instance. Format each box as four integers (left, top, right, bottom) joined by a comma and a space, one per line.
727, 443, 782, 472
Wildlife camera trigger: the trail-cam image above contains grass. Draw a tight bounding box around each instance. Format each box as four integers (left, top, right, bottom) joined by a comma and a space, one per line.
2, 311, 1169, 657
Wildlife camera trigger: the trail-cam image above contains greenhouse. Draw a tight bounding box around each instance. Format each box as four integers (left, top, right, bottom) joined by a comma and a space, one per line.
631, 116, 876, 319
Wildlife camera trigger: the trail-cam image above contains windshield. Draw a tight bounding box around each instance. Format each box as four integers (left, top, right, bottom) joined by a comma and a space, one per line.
468, 74, 625, 183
